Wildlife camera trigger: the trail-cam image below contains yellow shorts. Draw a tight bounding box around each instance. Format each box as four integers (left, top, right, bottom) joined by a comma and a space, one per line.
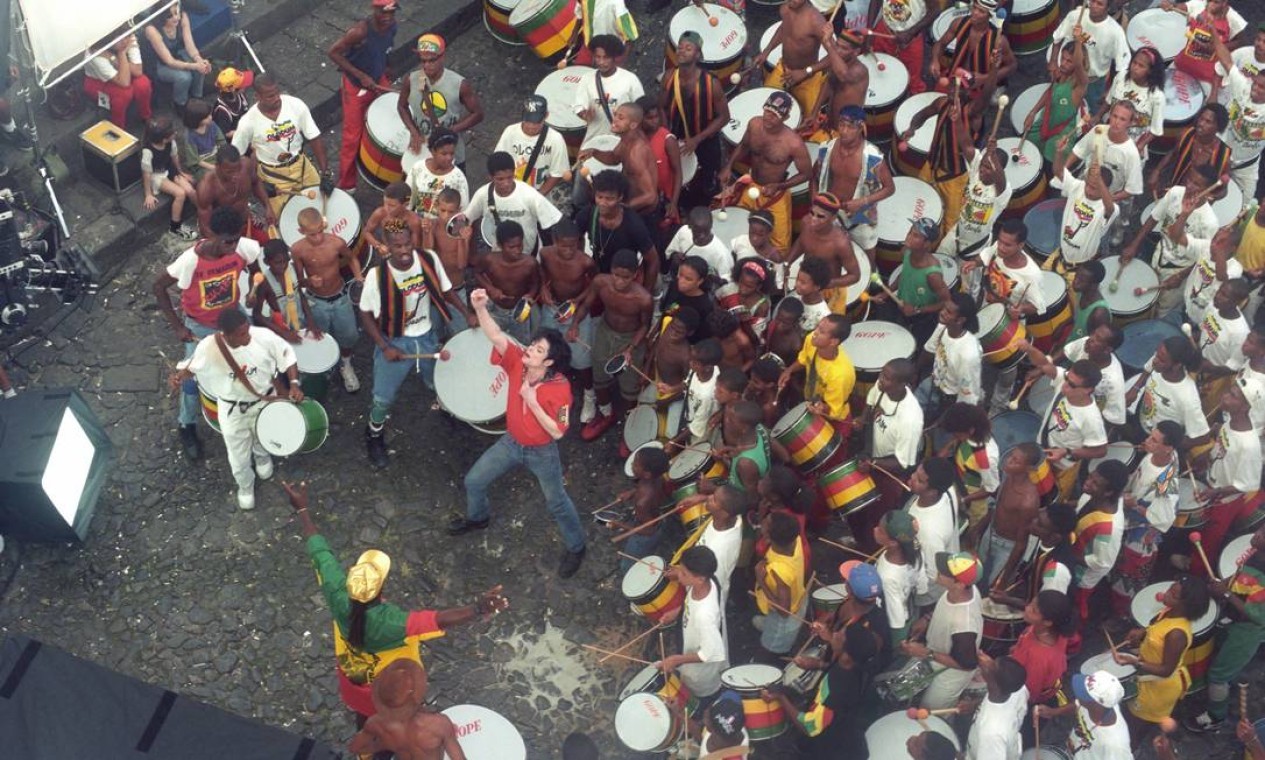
764, 63, 827, 125
738, 187, 793, 254
258, 156, 321, 218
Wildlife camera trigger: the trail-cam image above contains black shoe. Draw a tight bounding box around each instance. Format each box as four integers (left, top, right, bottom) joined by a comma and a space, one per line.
558, 547, 586, 578
0, 127, 32, 152
447, 517, 490, 536
365, 426, 388, 469
179, 424, 202, 461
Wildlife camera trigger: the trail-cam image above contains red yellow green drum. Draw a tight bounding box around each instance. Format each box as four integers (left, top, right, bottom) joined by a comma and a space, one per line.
1026, 271, 1072, 353
509, 0, 577, 63
199, 386, 221, 434
483, 0, 523, 44
975, 303, 1027, 369
997, 137, 1047, 219
771, 402, 842, 475
671, 476, 727, 532
721, 664, 788, 740
1132, 582, 1221, 694
1005, 0, 1059, 56
621, 555, 686, 623
818, 460, 879, 515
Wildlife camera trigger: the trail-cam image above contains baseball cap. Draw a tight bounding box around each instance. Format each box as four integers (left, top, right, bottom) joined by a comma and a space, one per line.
840, 560, 882, 601
748, 210, 774, 229
838, 29, 864, 47
215, 67, 254, 92
707, 694, 746, 740
346, 549, 391, 602
909, 217, 940, 240
371, 0, 399, 9
417, 33, 446, 55
974, 0, 998, 9
1072, 671, 1125, 710
679, 30, 704, 48
935, 551, 982, 586
881, 510, 917, 543
764, 91, 793, 118
522, 95, 548, 123
813, 192, 842, 214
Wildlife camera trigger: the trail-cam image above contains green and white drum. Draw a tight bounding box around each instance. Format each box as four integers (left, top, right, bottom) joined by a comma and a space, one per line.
293, 330, 340, 402
254, 399, 329, 456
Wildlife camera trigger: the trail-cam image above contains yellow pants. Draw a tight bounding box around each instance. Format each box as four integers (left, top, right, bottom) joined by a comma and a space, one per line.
738, 187, 793, 253
764, 63, 827, 125
917, 165, 967, 241
1199, 373, 1233, 416
1055, 461, 1081, 502
258, 155, 321, 218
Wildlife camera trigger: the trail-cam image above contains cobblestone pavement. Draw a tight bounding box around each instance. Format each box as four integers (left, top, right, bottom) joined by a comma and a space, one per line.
2, 1, 1265, 758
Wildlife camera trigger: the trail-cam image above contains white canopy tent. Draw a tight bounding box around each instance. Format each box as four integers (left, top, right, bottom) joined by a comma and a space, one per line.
15, 0, 178, 88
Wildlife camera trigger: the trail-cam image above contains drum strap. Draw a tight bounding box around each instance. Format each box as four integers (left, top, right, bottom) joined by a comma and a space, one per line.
522, 125, 551, 186
698, 747, 752, 760
670, 72, 692, 141
215, 333, 271, 400
595, 72, 615, 124
486, 183, 501, 227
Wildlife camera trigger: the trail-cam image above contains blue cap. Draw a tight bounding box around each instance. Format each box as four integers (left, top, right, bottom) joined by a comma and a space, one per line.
845, 562, 882, 601
909, 217, 940, 240
838, 104, 866, 124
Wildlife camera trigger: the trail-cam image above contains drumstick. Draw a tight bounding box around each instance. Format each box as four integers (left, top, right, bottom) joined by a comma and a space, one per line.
1204, 401, 1222, 420
1240, 682, 1249, 722
986, 94, 1009, 145
1189, 531, 1220, 581
792, 627, 821, 660
1132, 284, 1161, 297
1007, 374, 1039, 410
612, 503, 687, 542
599, 621, 665, 662
816, 535, 880, 561
905, 707, 932, 730
399, 350, 452, 361
591, 496, 627, 514
1033, 710, 1041, 750
1103, 626, 1119, 655
580, 643, 652, 665
1108, 258, 1127, 293
871, 462, 912, 491
617, 551, 667, 573
869, 272, 904, 307
747, 590, 814, 626
692, 0, 716, 22
861, 27, 896, 40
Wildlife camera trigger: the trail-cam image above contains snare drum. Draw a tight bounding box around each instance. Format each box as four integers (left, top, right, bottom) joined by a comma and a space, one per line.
279, 189, 363, 252
442, 704, 526, 760
198, 386, 221, 434
483, 0, 524, 44
1101, 254, 1160, 324
891, 92, 945, 176
875, 177, 943, 275
721, 664, 787, 740
293, 330, 340, 402
669, 446, 727, 485
535, 67, 591, 158
1006, 0, 1059, 56
723, 88, 803, 151
981, 597, 1027, 655
666, 4, 747, 85
1079, 651, 1139, 702
863, 53, 908, 142
843, 320, 917, 397
782, 641, 829, 698
818, 459, 880, 515
671, 477, 725, 532
1022, 198, 1064, 264
1089, 441, 1142, 472
771, 402, 843, 475
1132, 581, 1221, 693
620, 663, 697, 714
1117, 319, 1181, 374
509, 0, 577, 63
1174, 476, 1205, 529
975, 303, 1027, 369
358, 93, 412, 188
615, 692, 683, 753
1154, 69, 1204, 155
255, 399, 330, 457
434, 329, 510, 433
1127, 8, 1188, 62
866, 711, 959, 758
622, 555, 686, 623
1027, 271, 1072, 353
889, 253, 959, 293
623, 405, 660, 454
1219, 534, 1256, 582
810, 584, 849, 622
997, 136, 1047, 219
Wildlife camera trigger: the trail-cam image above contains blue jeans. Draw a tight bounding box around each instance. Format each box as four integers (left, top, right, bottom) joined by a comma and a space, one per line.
155, 52, 205, 106
914, 376, 946, 420
463, 435, 587, 553
619, 524, 663, 574
179, 315, 221, 426
307, 291, 359, 349
370, 331, 440, 422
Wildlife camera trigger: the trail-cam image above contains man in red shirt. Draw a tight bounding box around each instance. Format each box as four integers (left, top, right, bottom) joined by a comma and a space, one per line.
447, 288, 588, 577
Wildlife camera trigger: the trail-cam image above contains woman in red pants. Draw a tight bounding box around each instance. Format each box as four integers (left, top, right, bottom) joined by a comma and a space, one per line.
83, 33, 153, 128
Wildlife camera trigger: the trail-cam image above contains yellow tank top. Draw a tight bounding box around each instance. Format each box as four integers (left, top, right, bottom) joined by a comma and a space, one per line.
1140, 613, 1191, 674
757, 541, 806, 615
1237, 217, 1265, 271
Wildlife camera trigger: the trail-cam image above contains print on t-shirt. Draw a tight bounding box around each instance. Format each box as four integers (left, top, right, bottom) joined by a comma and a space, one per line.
264, 119, 299, 161
199, 272, 238, 311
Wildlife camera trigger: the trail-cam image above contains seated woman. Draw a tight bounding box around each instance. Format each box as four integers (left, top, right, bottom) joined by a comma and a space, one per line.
144, 3, 211, 112
84, 32, 153, 128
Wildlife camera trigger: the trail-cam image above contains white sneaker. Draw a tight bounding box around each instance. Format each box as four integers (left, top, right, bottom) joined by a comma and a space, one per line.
237, 489, 255, 510
255, 455, 274, 480
340, 360, 361, 393
580, 391, 597, 423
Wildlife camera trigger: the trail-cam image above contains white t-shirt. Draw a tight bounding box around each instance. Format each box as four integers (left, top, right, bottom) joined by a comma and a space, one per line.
1237, 364, 1265, 430
866, 385, 923, 467
666, 227, 734, 284
1076, 495, 1123, 589
1071, 132, 1144, 197
1199, 308, 1250, 367
680, 581, 728, 696
1208, 424, 1263, 494
967, 686, 1029, 760
1106, 77, 1166, 143
1070, 704, 1132, 759
1040, 368, 1109, 466
358, 251, 453, 337
406, 160, 470, 218
1129, 455, 1180, 533
1052, 10, 1130, 78
1221, 67, 1265, 163
731, 234, 764, 263
573, 68, 645, 143
795, 297, 832, 333
1139, 359, 1211, 439
1063, 338, 1127, 426
231, 95, 321, 167
493, 122, 571, 190
180, 327, 297, 402
586, 0, 637, 39
908, 492, 960, 596
1051, 169, 1118, 265
1183, 244, 1245, 323
84, 39, 142, 82
926, 585, 982, 657
699, 519, 744, 610
463, 180, 563, 255
925, 325, 983, 405
1151, 188, 1220, 271
880, 0, 927, 33
975, 245, 1049, 314
1217, 47, 1265, 105
875, 554, 918, 630
950, 152, 1013, 251
685, 369, 720, 442
1037, 543, 1073, 594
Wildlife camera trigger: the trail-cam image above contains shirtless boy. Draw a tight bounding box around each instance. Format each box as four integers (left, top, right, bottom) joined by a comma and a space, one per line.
791, 192, 861, 312
810, 28, 869, 138
608, 446, 672, 571
649, 306, 699, 405
578, 249, 655, 440
364, 181, 424, 254
195, 145, 273, 240
347, 660, 465, 760
541, 219, 599, 421
290, 207, 362, 390
977, 443, 1043, 587
474, 220, 541, 345
708, 309, 756, 370
580, 103, 659, 221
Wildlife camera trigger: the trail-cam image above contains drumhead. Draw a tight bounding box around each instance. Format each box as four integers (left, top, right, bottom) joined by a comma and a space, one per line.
1022, 198, 1065, 259
442, 704, 526, 760
980, 597, 1024, 621
1079, 651, 1137, 680
626, 441, 664, 478
862, 53, 908, 109
623, 405, 660, 451
760, 22, 827, 70
279, 188, 362, 248
621, 555, 668, 598
711, 207, 750, 248
811, 583, 849, 605
1132, 581, 1220, 635
668, 446, 711, 481
721, 663, 782, 690
1127, 9, 1188, 62
294, 331, 340, 374
875, 177, 943, 245
434, 329, 511, 423
1101, 256, 1161, 316
991, 410, 1041, 457
722, 88, 802, 146
604, 353, 629, 376
619, 664, 664, 700
535, 66, 591, 132
365, 93, 410, 154
1213, 181, 1244, 227
975, 302, 1009, 335
866, 711, 959, 754
997, 136, 1043, 189
1220, 534, 1255, 582
1164, 69, 1204, 125
771, 402, 812, 438
892, 92, 944, 155
681, 149, 698, 185
1037, 270, 1067, 310
841, 320, 915, 372
1118, 319, 1181, 372
670, 4, 746, 65
255, 401, 313, 456
1010, 0, 1055, 13
1009, 84, 1048, 137
931, 6, 969, 47
1089, 441, 1139, 470
580, 134, 621, 177
614, 692, 675, 751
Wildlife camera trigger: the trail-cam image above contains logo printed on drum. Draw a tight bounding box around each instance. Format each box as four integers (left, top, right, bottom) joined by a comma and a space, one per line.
719, 30, 738, 50
455, 719, 484, 737
330, 217, 349, 236
852, 330, 889, 339
1174, 80, 1191, 106
913, 198, 926, 216
489, 370, 509, 397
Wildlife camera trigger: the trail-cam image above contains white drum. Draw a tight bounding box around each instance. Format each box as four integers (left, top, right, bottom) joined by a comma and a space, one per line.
842, 320, 916, 390
930, 5, 969, 49
254, 400, 330, 457
866, 710, 959, 758
760, 22, 827, 73
667, 4, 747, 80
876, 177, 944, 250
278, 188, 363, 249
863, 52, 908, 141
1009, 84, 1049, 137
1221, 534, 1256, 583
442, 704, 527, 760
615, 692, 681, 752
1132, 581, 1220, 636
535, 66, 592, 151
626, 440, 665, 478
294, 331, 339, 376
711, 207, 751, 250
722, 87, 803, 149
434, 328, 510, 430
623, 404, 661, 453
1100, 255, 1160, 320
1213, 180, 1245, 226
892, 92, 945, 167
1162, 68, 1204, 142
1026, 374, 1057, 414
1127, 8, 1189, 62
681, 149, 698, 186
1089, 441, 1141, 471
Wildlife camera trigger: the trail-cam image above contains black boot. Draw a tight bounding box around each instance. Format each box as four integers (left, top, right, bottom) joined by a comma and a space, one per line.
179, 424, 202, 461
365, 425, 388, 469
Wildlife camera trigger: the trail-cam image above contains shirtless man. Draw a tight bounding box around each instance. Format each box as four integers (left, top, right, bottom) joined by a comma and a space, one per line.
815, 106, 895, 264
474, 220, 541, 345
976, 443, 1043, 586
541, 220, 599, 422
578, 248, 655, 440
347, 660, 465, 760
290, 207, 363, 390
708, 310, 756, 370
364, 181, 424, 255
753, 0, 829, 117
580, 102, 659, 220
195, 145, 273, 240
746, 358, 785, 428
790, 193, 861, 313
719, 91, 812, 253
930, 0, 1016, 127
809, 29, 869, 139
660, 31, 730, 209
650, 306, 698, 404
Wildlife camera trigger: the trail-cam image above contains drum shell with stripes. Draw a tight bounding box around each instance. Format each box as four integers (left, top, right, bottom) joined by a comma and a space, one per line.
1131, 581, 1221, 693
721, 664, 788, 741
771, 402, 842, 475
818, 459, 879, 515
975, 302, 1027, 369
621, 556, 687, 623
358, 93, 412, 188
510, 0, 578, 63
1026, 270, 1072, 353
483, 0, 523, 44
1005, 0, 1059, 56
997, 137, 1047, 219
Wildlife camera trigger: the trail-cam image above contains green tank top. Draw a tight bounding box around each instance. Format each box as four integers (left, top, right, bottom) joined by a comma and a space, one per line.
730, 425, 773, 492
896, 249, 942, 308
1069, 293, 1109, 342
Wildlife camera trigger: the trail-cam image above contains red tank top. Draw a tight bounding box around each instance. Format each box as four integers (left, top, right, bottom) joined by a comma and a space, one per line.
181, 249, 248, 327
648, 126, 676, 201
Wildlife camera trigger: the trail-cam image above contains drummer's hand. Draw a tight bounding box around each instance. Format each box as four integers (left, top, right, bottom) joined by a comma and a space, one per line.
960, 260, 978, 274
660, 606, 681, 625
288, 383, 305, 402
1160, 273, 1185, 290
408, 133, 424, 154
899, 301, 917, 317
777, 367, 794, 390
1046, 447, 1068, 462
929, 59, 942, 79
281, 480, 309, 512
1120, 243, 1138, 265
1014, 338, 1032, 353
383, 345, 406, 362
901, 640, 929, 658
1160, 0, 1174, 10
281, 328, 303, 344
1006, 304, 1023, 320
698, 476, 719, 495
1211, 577, 1231, 598
578, 106, 594, 122
577, 149, 594, 163
1033, 705, 1050, 719
807, 400, 830, 417
665, 202, 680, 225
1112, 651, 1139, 667
1123, 628, 1145, 647
566, 324, 580, 342
810, 620, 830, 639
475, 585, 510, 617
469, 288, 490, 310
857, 458, 872, 473
307, 324, 325, 341
1236, 718, 1260, 747
166, 371, 185, 393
